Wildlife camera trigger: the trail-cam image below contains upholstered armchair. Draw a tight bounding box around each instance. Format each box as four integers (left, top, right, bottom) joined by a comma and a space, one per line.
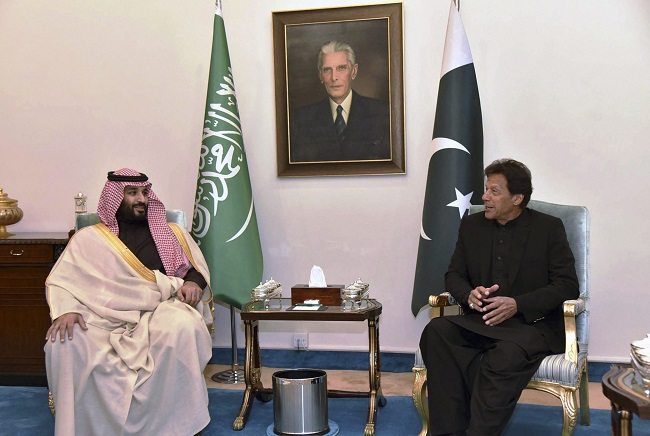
49, 209, 190, 415
412, 200, 590, 436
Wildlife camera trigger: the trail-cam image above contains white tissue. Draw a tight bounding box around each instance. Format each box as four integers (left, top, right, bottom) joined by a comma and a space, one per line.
308, 265, 327, 287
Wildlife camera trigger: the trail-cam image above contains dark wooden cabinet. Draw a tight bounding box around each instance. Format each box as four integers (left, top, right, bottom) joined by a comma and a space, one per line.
0, 232, 68, 385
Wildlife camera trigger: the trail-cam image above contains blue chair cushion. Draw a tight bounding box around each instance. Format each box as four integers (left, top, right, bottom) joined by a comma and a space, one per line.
532, 347, 588, 387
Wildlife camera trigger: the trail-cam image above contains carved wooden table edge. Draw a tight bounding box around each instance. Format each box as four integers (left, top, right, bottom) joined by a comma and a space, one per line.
602, 365, 650, 436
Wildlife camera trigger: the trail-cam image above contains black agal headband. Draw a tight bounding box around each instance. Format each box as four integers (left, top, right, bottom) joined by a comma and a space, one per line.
107, 171, 148, 182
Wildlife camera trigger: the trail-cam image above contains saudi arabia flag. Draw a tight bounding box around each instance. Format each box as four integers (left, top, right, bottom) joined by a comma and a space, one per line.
192, 0, 263, 309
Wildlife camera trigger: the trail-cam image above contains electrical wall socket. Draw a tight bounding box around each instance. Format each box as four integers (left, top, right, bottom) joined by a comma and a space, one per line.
293, 332, 309, 350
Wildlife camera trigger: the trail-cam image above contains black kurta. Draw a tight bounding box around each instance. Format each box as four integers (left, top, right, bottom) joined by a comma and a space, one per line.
420, 208, 579, 436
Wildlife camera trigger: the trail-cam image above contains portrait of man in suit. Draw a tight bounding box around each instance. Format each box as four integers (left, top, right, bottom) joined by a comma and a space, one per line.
289, 41, 391, 163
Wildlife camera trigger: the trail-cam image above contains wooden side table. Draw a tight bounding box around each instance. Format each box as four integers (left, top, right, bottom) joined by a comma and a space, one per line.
234, 298, 384, 436
602, 366, 650, 435
0, 232, 68, 385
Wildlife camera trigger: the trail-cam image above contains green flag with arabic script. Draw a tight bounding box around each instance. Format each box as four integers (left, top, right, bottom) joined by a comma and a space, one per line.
191, 0, 263, 309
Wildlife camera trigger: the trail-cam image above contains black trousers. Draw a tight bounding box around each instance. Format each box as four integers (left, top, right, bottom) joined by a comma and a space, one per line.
419, 317, 547, 436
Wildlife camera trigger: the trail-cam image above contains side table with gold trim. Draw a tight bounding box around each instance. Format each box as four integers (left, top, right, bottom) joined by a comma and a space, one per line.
234, 298, 384, 436
602, 365, 650, 435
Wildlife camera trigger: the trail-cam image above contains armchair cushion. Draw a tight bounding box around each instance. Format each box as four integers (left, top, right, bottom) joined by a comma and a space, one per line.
532, 349, 588, 386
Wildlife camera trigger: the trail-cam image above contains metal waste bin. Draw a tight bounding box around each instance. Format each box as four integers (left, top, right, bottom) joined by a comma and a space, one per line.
273, 369, 329, 435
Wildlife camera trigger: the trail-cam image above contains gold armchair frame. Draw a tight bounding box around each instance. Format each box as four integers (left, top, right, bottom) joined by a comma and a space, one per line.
412, 200, 590, 436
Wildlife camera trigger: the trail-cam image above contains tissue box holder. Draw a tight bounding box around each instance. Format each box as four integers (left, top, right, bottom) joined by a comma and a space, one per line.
291, 284, 343, 306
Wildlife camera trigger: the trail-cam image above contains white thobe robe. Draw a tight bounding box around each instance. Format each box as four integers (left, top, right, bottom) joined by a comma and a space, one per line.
45, 223, 214, 436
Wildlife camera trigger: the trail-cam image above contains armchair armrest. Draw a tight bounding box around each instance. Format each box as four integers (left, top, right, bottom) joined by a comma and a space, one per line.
563, 297, 586, 366
428, 292, 460, 317
564, 297, 586, 315
428, 291, 457, 307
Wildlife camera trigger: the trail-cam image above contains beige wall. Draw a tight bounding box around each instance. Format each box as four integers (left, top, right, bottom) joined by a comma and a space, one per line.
2, 0, 649, 362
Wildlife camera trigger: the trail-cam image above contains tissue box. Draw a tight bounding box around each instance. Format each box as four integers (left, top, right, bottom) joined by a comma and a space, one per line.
291, 284, 343, 306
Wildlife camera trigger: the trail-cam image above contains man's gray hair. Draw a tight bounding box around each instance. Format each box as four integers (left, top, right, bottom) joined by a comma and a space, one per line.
317, 41, 356, 71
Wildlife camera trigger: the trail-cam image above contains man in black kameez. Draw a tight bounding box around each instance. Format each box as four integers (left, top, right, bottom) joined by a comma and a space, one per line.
419, 159, 579, 435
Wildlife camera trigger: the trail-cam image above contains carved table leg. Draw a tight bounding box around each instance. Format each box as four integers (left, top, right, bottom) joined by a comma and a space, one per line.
364, 316, 383, 436
233, 319, 261, 430
610, 401, 633, 436
619, 408, 633, 436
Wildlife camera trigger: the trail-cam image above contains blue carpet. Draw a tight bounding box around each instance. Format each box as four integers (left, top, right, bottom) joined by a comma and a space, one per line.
2, 386, 650, 435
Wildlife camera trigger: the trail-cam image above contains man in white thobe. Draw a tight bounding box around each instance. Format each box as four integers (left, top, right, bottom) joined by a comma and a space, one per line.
45, 168, 214, 435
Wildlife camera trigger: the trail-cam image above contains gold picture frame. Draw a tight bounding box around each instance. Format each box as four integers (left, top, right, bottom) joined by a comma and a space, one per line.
273, 3, 405, 177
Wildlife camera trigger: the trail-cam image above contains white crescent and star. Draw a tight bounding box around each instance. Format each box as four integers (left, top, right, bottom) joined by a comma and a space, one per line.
447, 188, 474, 219
420, 137, 474, 241
420, 186, 475, 241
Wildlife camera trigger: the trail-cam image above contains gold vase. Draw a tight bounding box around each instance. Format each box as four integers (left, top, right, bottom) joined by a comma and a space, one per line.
0, 188, 24, 237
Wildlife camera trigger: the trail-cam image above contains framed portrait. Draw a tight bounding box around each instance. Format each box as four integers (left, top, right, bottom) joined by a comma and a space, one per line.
273, 3, 405, 177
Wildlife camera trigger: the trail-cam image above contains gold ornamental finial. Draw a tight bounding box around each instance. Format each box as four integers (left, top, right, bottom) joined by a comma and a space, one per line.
0, 187, 24, 237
